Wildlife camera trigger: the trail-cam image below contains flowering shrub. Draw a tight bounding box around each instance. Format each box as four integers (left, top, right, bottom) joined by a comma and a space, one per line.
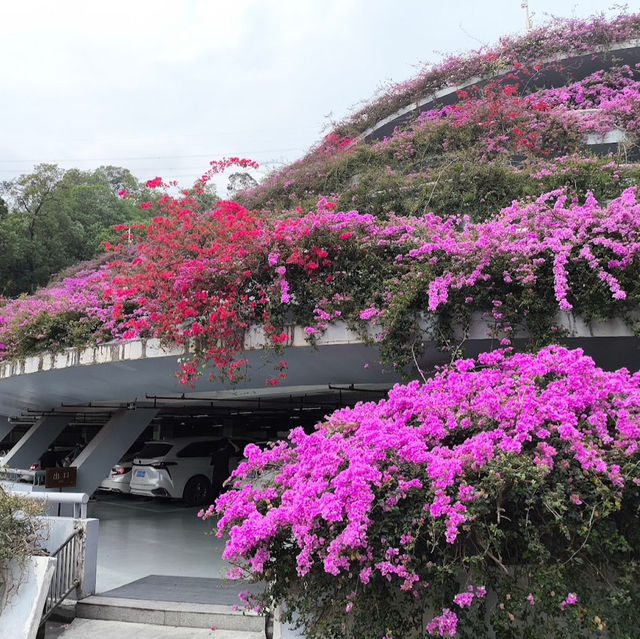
333, 13, 640, 139
210, 346, 640, 638
2, 186, 640, 388
240, 62, 640, 219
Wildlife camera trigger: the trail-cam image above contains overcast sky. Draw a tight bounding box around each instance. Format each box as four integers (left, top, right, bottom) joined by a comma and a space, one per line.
0, 0, 635, 191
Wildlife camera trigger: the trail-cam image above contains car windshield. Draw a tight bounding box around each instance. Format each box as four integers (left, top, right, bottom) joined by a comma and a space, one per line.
136, 443, 172, 459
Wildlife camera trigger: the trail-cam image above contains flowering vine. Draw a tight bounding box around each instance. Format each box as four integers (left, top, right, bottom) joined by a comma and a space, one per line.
210, 345, 640, 637
1, 186, 640, 388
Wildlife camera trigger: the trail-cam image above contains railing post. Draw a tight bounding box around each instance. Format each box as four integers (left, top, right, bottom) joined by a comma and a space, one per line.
39, 526, 84, 626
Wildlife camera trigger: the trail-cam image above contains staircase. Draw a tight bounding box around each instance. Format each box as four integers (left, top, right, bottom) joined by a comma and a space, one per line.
51, 618, 264, 638
76, 594, 264, 632
62, 575, 268, 638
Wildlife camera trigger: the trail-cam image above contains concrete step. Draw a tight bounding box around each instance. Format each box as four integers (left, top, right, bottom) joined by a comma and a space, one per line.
76, 595, 265, 633
48, 617, 264, 638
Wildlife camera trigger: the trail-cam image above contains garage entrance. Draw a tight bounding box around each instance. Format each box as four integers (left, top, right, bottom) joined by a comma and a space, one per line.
1, 385, 390, 595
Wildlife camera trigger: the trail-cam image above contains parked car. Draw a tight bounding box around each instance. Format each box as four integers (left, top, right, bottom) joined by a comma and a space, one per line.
129, 437, 224, 506
99, 449, 139, 494
19, 446, 75, 483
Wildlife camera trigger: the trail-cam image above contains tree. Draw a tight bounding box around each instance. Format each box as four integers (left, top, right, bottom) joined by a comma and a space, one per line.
227, 172, 258, 197
0, 164, 144, 296
1, 164, 65, 241
64, 165, 143, 198
63, 183, 140, 260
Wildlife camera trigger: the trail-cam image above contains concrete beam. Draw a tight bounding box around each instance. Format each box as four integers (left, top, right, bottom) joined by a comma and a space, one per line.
0, 416, 14, 444
1, 414, 70, 469
69, 408, 158, 497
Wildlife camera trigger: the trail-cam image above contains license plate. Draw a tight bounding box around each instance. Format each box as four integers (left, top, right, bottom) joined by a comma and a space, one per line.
136, 470, 145, 478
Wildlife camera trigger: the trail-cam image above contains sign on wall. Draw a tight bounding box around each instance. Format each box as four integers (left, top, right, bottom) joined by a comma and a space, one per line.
45, 466, 77, 489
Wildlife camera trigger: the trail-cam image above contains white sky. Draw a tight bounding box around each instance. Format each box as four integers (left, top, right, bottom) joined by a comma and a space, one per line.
0, 0, 635, 191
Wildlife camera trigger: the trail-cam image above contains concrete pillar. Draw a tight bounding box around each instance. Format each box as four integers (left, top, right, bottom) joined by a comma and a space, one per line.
0, 416, 14, 445
1, 414, 69, 470
68, 408, 158, 497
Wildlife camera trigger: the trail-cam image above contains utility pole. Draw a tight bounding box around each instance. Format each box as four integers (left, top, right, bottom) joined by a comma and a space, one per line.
521, 0, 532, 31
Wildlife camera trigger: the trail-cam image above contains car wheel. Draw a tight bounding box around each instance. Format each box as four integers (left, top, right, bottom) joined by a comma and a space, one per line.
183, 475, 213, 506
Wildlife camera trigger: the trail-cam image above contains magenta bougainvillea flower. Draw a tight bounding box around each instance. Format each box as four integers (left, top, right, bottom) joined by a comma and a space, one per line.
209, 345, 640, 635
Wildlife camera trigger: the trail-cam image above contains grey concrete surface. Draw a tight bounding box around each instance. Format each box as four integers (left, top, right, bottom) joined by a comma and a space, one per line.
45, 618, 263, 638
2, 414, 69, 469
87, 493, 228, 593
44, 493, 256, 637
99, 575, 264, 605
76, 596, 263, 632
70, 408, 157, 498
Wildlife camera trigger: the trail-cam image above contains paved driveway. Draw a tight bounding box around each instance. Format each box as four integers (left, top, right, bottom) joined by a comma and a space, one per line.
88, 493, 228, 592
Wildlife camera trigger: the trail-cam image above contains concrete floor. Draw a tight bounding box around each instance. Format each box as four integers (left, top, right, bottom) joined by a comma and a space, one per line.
88, 493, 229, 593
45, 493, 233, 638
47, 619, 262, 638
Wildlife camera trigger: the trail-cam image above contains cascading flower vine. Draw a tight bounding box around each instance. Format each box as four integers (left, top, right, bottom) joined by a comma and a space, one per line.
99, 186, 640, 384
1, 187, 640, 386
211, 345, 640, 637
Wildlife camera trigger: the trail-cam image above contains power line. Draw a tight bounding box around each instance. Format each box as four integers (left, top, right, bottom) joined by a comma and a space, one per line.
0, 147, 306, 164
0, 162, 285, 176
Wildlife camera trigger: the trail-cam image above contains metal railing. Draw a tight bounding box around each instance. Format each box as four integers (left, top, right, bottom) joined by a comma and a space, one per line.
39, 527, 84, 626
0, 486, 90, 518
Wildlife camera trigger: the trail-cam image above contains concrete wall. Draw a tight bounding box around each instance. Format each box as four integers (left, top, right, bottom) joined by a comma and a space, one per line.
0, 556, 56, 639
39, 515, 99, 599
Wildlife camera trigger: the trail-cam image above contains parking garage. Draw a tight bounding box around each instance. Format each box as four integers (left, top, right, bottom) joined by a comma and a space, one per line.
1, 318, 639, 600
0, 327, 401, 600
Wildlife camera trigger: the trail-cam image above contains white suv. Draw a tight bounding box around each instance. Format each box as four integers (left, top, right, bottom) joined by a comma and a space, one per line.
129, 437, 222, 506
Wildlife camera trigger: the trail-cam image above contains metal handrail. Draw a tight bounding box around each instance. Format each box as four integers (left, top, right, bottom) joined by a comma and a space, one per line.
0, 486, 90, 518
39, 527, 84, 626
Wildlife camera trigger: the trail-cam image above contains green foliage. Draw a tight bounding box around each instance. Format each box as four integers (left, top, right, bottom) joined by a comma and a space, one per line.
0, 487, 45, 611
240, 127, 640, 223
8, 310, 106, 359
0, 488, 44, 565
0, 164, 144, 296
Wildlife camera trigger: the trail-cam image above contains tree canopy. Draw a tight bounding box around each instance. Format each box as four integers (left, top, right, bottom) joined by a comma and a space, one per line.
0, 164, 145, 296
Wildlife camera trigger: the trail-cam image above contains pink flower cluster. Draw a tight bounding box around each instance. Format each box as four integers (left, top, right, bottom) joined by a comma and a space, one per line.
0, 187, 638, 372
334, 12, 640, 138
426, 608, 458, 636
560, 592, 579, 610
540, 65, 640, 136
214, 346, 640, 594
402, 188, 640, 315
0, 262, 134, 358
